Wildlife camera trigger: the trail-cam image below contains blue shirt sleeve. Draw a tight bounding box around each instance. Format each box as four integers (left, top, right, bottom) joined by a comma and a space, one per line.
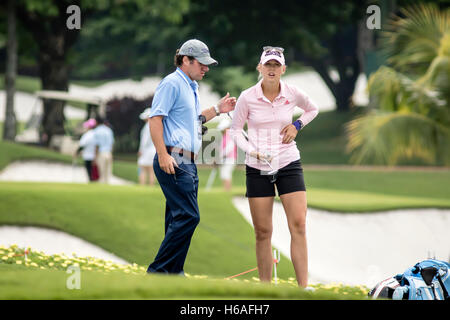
150, 80, 178, 118
93, 128, 99, 146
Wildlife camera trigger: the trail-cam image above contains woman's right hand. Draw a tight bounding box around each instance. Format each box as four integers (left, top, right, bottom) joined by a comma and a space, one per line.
249, 151, 273, 162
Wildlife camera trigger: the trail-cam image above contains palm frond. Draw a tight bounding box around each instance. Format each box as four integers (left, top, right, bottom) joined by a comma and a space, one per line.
367, 66, 410, 112
346, 111, 450, 165
418, 32, 450, 106
382, 3, 450, 74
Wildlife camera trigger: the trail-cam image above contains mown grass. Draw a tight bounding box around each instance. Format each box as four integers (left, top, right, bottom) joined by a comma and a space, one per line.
0, 122, 26, 142
0, 182, 297, 279
306, 187, 450, 212
296, 108, 362, 165
0, 146, 448, 300
0, 264, 366, 300
0, 75, 41, 94
0, 74, 139, 93
1, 140, 449, 212
0, 246, 369, 300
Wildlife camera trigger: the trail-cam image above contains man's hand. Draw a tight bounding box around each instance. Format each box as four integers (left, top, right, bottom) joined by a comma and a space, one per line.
158, 152, 178, 175
218, 92, 237, 113
281, 124, 298, 144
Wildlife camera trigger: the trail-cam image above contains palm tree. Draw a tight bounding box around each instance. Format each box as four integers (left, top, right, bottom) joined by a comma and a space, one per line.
346, 4, 450, 166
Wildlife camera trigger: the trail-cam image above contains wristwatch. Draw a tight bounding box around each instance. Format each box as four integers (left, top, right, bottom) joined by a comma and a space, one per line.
213, 105, 220, 116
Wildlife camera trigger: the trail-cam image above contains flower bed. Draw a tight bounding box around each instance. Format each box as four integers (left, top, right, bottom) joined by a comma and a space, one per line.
0, 244, 370, 298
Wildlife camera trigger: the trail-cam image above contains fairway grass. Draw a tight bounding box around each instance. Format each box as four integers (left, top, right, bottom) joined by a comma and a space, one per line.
306, 188, 450, 212
1, 139, 449, 213
0, 264, 365, 300
0, 140, 448, 299
0, 182, 295, 279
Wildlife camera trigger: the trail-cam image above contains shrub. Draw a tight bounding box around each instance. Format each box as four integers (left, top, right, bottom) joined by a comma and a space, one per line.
105, 95, 153, 153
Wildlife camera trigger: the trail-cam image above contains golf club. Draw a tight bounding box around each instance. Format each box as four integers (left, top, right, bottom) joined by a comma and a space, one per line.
174, 164, 196, 177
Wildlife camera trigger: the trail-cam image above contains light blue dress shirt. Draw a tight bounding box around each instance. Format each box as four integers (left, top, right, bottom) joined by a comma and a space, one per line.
149, 68, 202, 153
93, 124, 114, 153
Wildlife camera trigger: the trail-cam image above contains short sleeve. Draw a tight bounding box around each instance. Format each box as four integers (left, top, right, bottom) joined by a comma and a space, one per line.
149, 80, 178, 118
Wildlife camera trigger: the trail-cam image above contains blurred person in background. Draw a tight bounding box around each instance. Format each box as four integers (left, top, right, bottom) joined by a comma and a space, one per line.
217, 118, 237, 191
138, 108, 156, 186
74, 118, 98, 182
94, 116, 115, 184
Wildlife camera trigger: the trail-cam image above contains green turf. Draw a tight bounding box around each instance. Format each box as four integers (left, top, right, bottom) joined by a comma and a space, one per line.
304, 169, 450, 201
0, 122, 26, 142
0, 182, 296, 279
307, 188, 450, 212
295, 109, 363, 165
0, 75, 41, 94
0, 264, 364, 300
1, 132, 447, 300
1, 140, 449, 212
0, 140, 70, 169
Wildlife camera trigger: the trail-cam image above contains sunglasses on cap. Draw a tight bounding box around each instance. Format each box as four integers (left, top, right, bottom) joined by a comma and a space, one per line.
263, 46, 284, 53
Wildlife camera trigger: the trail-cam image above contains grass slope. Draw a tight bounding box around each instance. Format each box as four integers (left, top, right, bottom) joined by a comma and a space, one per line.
296, 109, 362, 165
1, 140, 449, 212
0, 264, 364, 300
0, 182, 295, 279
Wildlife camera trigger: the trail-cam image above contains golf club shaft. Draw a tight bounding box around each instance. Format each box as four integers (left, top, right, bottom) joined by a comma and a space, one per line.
175, 165, 196, 177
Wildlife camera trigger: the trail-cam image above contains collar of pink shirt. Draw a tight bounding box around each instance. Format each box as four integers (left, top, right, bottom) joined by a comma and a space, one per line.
254, 79, 287, 103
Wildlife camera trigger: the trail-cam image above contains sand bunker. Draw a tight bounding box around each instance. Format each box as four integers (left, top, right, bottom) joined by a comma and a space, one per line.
0, 226, 129, 265
232, 197, 450, 287
0, 160, 132, 185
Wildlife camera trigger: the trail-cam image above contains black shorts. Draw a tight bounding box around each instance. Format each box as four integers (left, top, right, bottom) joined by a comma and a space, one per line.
245, 159, 306, 197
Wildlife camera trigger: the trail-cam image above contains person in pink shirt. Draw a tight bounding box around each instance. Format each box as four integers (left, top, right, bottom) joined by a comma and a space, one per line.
218, 118, 237, 191
230, 46, 319, 287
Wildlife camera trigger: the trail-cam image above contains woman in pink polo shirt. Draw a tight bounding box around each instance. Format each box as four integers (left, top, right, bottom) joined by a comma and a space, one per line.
230, 46, 318, 287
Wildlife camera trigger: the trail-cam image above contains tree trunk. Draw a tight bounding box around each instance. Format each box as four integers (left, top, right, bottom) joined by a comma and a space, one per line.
301, 24, 361, 113
335, 80, 357, 112
331, 24, 361, 112
3, 0, 17, 141
38, 46, 69, 145
15, 0, 83, 146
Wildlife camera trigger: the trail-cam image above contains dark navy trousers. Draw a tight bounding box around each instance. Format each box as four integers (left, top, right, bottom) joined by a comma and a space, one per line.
147, 153, 200, 275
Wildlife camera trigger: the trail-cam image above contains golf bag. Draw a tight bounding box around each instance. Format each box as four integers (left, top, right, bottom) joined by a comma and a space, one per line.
369, 259, 450, 300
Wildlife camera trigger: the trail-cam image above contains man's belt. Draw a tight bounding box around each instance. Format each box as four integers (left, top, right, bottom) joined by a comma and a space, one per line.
166, 146, 196, 161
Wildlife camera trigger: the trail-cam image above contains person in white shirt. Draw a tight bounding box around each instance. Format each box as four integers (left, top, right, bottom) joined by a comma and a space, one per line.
137, 108, 156, 186
75, 118, 98, 181
93, 117, 115, 184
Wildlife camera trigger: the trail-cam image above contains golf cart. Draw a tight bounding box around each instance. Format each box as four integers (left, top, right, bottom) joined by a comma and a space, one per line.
15, 90, 106, 155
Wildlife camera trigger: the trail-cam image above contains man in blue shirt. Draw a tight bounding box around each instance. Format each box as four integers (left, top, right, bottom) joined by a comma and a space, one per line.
147, 39, 236, 275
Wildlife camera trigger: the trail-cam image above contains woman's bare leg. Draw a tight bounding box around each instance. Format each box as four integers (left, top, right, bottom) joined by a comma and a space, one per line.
248, 196, 274, 282
280, 191, 308, 287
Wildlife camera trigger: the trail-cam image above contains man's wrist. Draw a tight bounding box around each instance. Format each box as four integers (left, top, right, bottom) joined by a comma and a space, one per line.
213, 105, 220, 116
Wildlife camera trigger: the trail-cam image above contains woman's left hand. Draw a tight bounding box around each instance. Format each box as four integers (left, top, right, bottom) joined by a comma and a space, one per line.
281, 124, 298, 144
